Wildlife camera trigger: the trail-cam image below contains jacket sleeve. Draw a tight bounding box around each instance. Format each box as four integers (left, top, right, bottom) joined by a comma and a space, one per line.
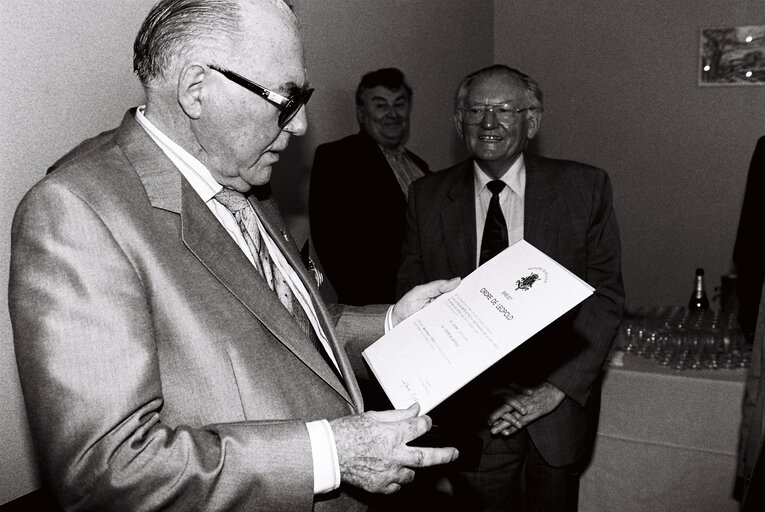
544, 169, 625, 406
9, 180, 316, 512
395, 180, 429, 300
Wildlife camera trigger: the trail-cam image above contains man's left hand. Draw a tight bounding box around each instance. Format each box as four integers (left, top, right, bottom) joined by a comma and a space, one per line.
488, 382, 565, 436
391, 278, 461, 327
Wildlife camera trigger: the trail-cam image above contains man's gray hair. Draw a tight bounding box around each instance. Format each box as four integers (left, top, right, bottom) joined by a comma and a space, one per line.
133, 0, 242, 87
454, 64, 544, 112
133, 0, 296, 89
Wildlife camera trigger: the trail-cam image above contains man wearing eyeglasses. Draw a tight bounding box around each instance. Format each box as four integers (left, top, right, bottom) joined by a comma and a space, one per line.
309, 68, 430, 308
396, 65, 624, 511
8, 1, 460, 510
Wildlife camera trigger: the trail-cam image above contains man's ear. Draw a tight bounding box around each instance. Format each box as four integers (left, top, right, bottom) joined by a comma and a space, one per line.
453, 112, 464, 139
355, 105, 365, 127
526, 109, 542, 139
177, 63, 207, 119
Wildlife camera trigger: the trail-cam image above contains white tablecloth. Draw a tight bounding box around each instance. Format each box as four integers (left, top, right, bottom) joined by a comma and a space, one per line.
579, 353, 746, 512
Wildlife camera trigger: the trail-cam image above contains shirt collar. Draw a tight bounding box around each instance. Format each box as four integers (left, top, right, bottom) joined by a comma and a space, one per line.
379, 144, 407, 157
473, 154, 526, 199
135, 105, 223, 202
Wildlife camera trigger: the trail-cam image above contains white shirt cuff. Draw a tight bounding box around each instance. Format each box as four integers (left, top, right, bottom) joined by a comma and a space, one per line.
385, 304, 395, 333
306, 419, 341, 494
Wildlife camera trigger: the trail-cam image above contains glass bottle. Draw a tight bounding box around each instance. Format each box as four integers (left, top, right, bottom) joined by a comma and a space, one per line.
688, 268, 710, 311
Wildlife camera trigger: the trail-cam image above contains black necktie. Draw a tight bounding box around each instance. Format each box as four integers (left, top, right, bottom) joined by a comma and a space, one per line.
479, 180, 509, 265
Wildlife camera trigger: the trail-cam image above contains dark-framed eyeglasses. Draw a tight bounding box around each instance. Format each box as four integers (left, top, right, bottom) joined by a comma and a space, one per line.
459, 103, 537, 126
209, 65, 314, 128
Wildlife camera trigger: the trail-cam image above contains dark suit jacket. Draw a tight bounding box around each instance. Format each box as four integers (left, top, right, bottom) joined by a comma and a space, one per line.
396, 155, 624, 467
309, 130, 429, 306
736, 279, 765, 507
735, 137, 765, 507
9, 109, 388, 511
734, 136, 765, 342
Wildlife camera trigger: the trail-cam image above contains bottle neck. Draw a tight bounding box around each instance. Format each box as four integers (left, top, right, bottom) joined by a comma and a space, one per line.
689, 273, 709, 311
694, 276, 706, 296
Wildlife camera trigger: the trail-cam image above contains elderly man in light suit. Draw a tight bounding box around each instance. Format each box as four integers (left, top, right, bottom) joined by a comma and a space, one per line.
8, 1, 459, 510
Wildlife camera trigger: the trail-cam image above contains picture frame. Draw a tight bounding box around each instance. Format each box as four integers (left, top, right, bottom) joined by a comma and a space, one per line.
699, 25, 765, 86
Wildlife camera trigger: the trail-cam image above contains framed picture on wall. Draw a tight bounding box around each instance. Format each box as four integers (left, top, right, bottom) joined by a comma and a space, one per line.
699, 25, 765, 86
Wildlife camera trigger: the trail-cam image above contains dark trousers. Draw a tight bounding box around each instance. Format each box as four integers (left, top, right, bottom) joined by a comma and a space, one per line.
450, 429, 581, 512
741, 438, 765, 512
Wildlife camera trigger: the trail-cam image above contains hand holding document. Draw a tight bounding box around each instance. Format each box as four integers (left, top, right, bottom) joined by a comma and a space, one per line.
363, 240, 594, 415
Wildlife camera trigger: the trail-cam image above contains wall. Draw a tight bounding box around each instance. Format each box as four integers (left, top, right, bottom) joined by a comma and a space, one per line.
0, 0, 156, 503
493, 0, 765, 309
0, 0, 493, 503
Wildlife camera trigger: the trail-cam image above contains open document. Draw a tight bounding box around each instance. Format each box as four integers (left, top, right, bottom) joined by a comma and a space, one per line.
362, 240, 594, 414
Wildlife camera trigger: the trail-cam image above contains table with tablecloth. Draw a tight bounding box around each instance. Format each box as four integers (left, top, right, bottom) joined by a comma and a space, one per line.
579, 352, 747, 511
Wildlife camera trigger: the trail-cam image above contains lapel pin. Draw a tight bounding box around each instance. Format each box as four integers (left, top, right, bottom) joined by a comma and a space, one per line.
308, 257, 324, 287
300, 239, 323, 287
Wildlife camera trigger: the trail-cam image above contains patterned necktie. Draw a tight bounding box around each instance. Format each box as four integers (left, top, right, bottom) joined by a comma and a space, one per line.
214, 188, 313, 337
383, 147, 425, 199
479, 180, 509, 265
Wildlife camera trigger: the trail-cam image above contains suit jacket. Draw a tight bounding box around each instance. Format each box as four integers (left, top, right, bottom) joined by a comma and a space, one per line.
396, 155, 624, 467
734, 136, 765, 342
736, 278, 765, 506
309, 130, 429, 306
9, 109, 388, 511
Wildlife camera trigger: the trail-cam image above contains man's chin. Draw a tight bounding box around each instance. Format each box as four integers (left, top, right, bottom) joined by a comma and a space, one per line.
241, 167, 272, 189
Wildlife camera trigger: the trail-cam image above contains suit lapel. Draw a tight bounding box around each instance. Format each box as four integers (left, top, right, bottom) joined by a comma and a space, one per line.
523, 154, 558, 255
248, 190, 359, 408
443, 161, 479, 276
116, 111, 356, 408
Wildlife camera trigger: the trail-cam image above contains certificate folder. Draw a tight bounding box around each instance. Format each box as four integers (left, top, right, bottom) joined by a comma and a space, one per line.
362, 240, 594, 415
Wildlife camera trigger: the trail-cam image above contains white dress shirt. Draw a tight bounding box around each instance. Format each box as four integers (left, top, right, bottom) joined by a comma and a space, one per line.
135, 106, 340, 494
474, 155, 526, 266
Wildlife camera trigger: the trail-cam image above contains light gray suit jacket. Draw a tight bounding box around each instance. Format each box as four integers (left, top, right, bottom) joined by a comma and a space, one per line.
9, 109, 385, 511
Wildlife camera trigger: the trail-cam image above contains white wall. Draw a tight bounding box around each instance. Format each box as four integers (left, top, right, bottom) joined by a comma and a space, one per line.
0, 0, 156, 503
493, 0, 765, 308
0, 0, 493, 503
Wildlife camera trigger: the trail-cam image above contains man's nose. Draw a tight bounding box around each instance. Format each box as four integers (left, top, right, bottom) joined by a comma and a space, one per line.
284, 105, 308, 136
384, 105, 403, 119
480, 108, 499, 128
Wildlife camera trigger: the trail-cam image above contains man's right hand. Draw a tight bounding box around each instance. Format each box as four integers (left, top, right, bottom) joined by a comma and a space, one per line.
330, 403, 459, 494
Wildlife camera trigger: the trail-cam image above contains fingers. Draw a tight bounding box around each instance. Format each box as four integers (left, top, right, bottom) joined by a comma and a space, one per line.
488, 400, 527, 424
491, 410, 525, 429
408, 277, 461, 305
380, 467, 416, 494
371, 402, 421, 423
508, 382, 534, 395
488, 404, 509, 424
382, 482, 402, 495
490, 413, 524, 435
509, 399, 528, 416
404, 445, 460, 468
371, 405, 432, 445
437, 277, 461, 294
490, 419, 519, 436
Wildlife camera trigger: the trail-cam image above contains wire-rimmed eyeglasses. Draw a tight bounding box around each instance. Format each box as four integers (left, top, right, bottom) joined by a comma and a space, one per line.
459, 104, 537, 125
209, 65, 314, 128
